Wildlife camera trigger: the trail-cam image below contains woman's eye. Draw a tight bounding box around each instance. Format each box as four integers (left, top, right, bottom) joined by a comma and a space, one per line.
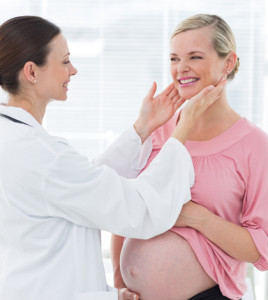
64, 60, 70, 64
191, 56, 202, 59
170, 57, 179, 62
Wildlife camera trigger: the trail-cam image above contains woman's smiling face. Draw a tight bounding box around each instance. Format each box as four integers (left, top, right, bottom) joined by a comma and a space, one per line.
170, 26, 226, 100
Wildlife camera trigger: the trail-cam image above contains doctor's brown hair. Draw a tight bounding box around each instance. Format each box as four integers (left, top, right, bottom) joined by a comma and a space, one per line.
0, 16, 60, 94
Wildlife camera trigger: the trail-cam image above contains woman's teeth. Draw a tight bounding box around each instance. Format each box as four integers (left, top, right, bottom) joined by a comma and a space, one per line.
179, 78, 198, 84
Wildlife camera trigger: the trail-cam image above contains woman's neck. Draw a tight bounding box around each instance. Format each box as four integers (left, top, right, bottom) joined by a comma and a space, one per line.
187, 95, 241, 141
7, 93, 47, 124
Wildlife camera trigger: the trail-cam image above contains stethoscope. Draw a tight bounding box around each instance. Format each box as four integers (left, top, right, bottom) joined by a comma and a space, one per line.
0, 113, 32, 127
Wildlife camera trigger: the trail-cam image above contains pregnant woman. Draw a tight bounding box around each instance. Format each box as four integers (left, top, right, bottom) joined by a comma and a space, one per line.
111, 14, 268, 300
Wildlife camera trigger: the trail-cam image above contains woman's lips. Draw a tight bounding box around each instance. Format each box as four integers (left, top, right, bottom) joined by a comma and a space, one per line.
178, 77, 199, 87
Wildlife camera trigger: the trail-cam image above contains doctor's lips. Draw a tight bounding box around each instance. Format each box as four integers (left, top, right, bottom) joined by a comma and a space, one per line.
178, 77, 200, 87
63, 80, 70, 89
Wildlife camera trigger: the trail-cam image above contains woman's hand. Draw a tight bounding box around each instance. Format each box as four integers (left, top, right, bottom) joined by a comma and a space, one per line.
134, 82, 185, 143
118, 287, 140, 300
172, 76, 226, 143
175, 201, 209, 228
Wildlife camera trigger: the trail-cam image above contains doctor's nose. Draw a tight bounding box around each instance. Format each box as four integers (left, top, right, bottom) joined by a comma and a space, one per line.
69, 63, 78, 76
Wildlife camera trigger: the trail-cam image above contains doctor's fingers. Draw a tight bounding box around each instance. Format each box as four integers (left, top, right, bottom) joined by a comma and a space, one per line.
155, 82, 179, 100
162, 86, 179, 100
174, 97, 187, 110
203, 76, 227, 105
161, 82, 176, 96
118, 287, 140, 300
166, 86, 179, 99
190, 78, 226, 109
156, 85, 179, 104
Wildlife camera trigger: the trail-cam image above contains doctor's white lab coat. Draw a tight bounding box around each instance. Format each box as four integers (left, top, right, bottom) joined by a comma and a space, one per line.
0, 105, 194, 300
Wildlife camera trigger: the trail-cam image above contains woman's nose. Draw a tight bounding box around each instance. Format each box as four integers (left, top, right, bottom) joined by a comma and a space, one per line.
177, 60, 190, 74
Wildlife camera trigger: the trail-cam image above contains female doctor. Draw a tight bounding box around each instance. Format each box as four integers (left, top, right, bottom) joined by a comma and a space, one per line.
0, 16, 225, 300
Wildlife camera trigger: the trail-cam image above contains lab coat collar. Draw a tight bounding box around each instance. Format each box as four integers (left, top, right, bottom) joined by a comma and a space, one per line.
0, 104, 44, 130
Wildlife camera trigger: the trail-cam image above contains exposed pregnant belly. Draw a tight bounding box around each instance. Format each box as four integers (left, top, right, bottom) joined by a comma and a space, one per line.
120, 231, 216, 300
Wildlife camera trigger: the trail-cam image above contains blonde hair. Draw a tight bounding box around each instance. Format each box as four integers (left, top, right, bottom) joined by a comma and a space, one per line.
171, 14, 239, 80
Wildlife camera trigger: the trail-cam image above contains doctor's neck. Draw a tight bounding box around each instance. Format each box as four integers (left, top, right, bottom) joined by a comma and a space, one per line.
7, 93, 47, 125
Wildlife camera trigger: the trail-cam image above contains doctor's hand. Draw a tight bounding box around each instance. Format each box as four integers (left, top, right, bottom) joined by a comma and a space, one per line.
134, 82, 185, 143
118, 287, 140, 300
172, 76, 226, 144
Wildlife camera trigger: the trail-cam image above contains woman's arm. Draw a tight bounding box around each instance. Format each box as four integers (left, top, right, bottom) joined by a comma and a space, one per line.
111, 234, 127, 289
175, 201, 261, 263
111, 235, 140, 300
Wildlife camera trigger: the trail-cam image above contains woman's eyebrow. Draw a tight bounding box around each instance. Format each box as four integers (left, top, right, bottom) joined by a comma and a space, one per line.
170, 51, 206, 56
188, 51, 205, 55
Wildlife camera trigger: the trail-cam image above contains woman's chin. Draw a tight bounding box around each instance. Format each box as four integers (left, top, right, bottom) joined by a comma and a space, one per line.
179, 90, 197, 100
178, 86, 204, 100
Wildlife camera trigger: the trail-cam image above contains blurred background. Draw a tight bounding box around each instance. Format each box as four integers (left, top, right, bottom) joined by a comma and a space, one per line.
0, 0, 267, 299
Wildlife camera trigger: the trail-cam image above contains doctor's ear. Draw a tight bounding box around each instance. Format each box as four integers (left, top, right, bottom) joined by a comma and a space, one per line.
224, 52, 237, 75
23, 62, 37, 84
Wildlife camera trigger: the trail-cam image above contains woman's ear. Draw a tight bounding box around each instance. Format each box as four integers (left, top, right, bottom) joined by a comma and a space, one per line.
22, 62, 37, 84
224, 52, 237, 74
